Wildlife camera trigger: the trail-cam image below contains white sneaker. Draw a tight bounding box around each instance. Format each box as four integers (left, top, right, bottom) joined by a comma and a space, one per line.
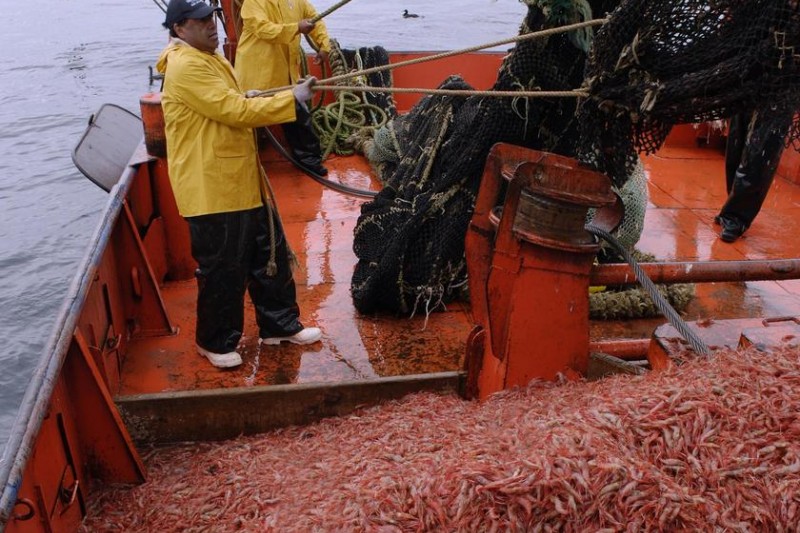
197, 345, 243, 368
260, 327, 322, 346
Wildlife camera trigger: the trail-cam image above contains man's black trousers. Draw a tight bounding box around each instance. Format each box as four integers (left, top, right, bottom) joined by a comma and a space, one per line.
187, 204, 302, 354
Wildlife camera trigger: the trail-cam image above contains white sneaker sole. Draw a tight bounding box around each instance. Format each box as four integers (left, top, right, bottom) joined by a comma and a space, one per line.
197, 346, 242, 368
260, 330, 322, 345
204, 355, 243, 368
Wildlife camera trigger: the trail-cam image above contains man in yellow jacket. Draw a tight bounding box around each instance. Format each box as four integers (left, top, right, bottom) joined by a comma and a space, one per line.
235, 0, 332, 176
159, 0, 322, 368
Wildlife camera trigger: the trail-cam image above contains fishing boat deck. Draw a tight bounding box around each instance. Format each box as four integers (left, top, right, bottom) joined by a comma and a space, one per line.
117, 129, 800, 398
119, 155, 472, 396
592, 139, 800, 342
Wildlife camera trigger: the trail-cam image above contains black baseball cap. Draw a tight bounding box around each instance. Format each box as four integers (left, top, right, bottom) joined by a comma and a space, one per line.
163, 0, 220, 28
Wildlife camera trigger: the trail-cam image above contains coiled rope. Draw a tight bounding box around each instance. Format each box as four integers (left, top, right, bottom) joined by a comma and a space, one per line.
312, 43, 391, 158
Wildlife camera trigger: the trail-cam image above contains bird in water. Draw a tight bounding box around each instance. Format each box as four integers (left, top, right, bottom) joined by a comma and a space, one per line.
402, 9, 420, 18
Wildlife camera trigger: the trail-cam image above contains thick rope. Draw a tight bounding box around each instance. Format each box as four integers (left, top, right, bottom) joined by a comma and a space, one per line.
586, 225, 710, 356
309, 0, 355, 23
250, 18, 608, 97
314, 85, 589, 98
254, 131, 299, 272
311, 43, 392, 158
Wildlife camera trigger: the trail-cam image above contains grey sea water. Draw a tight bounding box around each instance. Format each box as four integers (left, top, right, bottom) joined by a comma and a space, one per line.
0, 0, 528, 453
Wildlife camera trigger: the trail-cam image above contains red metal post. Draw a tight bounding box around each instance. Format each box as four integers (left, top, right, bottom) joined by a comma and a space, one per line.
465, 145, 616, 399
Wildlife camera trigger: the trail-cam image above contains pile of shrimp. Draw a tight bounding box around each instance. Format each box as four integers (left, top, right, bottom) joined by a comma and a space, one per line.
83, 347, 800, 532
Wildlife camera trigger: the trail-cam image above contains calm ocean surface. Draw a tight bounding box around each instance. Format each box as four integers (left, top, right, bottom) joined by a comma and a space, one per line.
0, 0, 527, 452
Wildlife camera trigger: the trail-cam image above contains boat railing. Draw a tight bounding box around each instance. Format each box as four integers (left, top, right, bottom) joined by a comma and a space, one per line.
0, 148, 139, 527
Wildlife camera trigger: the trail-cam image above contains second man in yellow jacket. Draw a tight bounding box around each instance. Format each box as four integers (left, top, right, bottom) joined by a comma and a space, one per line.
235, 0, 332, 176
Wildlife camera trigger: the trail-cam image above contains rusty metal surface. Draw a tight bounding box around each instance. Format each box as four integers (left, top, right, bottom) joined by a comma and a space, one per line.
117, 373, 463, 444
591, 259, 800, 286
114, 128, 800, 400
118, 158, 472, 396
589, 338, 650, 360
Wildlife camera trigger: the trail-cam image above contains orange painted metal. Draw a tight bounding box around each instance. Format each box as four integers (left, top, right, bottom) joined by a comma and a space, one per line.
66, 331, 146, 484
589, 339, 650, 361
591, 259, 800, 286
113, 202, 175, 337
140, 92, 166, 158
465, 145, 616, 399
4, 380, 85, 533
5, 332, 145, 533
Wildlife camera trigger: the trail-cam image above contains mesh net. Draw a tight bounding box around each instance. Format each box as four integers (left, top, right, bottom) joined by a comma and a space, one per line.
352, 1, 618, 314
311, 41, 396, 157
332, 42, 397, 119
578, 0, 800, 185
351, 0, 800, 314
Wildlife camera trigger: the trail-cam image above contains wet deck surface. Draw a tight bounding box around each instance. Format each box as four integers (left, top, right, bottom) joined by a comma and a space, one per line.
592, 142, 800, 341
119, 156, 471, 395
120, 138, 800, 396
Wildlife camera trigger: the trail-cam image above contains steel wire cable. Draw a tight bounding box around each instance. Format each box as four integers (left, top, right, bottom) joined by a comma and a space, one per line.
585, 224, 710, 355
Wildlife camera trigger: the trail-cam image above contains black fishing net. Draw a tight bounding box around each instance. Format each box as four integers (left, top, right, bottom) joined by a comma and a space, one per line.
352, 0, 800, 315
352, 1, 618, 314
330, 42, 397, 119
579, 0, 800, 186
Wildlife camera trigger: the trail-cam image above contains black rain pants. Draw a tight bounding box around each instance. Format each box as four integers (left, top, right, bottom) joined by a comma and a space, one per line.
720, 109, 792, 227
282, 102, 323, 167
187, 204, 302, 354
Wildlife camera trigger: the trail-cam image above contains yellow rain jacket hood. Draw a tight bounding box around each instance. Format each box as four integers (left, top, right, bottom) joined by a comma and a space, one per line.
156, 40, 296, 217
235, 0, 331, 90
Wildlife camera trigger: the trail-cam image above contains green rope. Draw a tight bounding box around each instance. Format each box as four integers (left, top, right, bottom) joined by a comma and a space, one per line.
311, 43, 390, 159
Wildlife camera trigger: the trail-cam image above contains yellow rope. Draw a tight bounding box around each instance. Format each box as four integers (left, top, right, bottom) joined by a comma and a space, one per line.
250, 18, 608, 98
314, 85, 589, 98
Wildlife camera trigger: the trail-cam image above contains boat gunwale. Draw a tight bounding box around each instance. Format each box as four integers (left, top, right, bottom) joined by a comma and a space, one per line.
0, 142, 142, 525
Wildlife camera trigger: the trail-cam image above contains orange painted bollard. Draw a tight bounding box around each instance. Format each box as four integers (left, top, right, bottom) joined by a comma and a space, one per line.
140, 92, 166, 159
464, 144, 618, 399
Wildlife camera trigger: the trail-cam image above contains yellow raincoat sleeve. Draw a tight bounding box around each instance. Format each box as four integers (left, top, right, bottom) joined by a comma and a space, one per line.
170, 54, 296, 128
302, 1, 330, 53
240, 0, 299, 44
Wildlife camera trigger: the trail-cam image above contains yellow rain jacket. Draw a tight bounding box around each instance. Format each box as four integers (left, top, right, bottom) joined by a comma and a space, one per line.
235, 0, 331, 90
156, 40, 296, 217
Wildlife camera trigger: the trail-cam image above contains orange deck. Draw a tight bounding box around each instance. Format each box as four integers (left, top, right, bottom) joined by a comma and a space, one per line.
117, 131, 800, 398
120, 155, 473, 396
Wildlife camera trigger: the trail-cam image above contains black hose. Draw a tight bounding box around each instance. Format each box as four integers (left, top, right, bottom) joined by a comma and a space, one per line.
262, 126, 377, 199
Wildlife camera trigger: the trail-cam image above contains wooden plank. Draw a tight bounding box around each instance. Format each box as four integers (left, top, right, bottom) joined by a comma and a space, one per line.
117, 372, 464, 444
